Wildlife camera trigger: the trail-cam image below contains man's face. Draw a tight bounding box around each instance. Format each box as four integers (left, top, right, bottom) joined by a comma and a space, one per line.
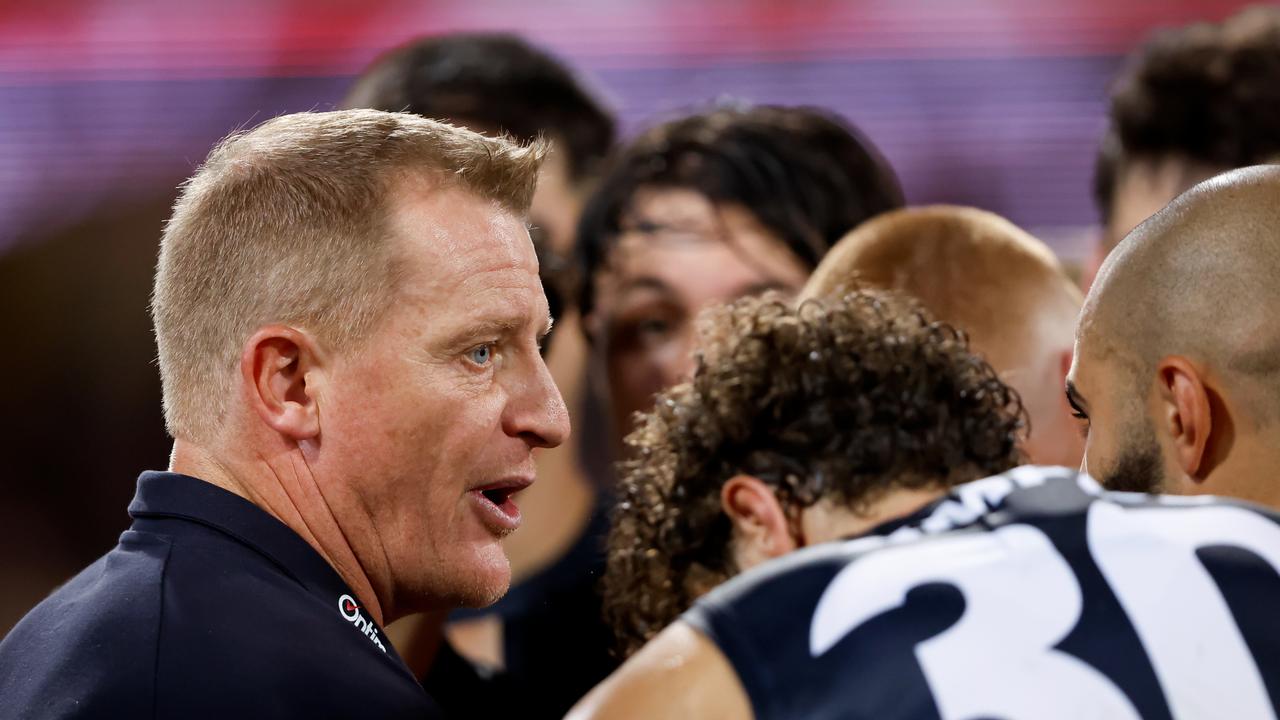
318, 182, 569, 614
588, 187, 810, 449
1066, 335, 1166, 494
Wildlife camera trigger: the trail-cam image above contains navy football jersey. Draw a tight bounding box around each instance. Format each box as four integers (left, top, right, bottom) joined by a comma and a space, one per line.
682, 466, 1280, 720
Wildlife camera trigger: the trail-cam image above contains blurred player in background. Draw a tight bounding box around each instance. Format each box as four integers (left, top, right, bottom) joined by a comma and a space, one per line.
803, 206, 1084, 468
1089, 5, 1280, 286
578, 104, 903, 459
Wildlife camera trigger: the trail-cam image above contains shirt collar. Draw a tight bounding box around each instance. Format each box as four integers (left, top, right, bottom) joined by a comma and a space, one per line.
128, 471, 359, 613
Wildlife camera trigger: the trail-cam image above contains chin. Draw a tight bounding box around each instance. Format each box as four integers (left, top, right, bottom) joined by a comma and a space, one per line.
448, 543, 512, 608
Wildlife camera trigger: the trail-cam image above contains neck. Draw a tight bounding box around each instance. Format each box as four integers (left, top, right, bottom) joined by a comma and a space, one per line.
168, 437, 387, 626
1201, 432, 1280, 512
801, 486, 947, 545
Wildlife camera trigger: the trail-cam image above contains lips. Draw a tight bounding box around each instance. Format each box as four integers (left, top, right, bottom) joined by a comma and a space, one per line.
467, 477, 533, 535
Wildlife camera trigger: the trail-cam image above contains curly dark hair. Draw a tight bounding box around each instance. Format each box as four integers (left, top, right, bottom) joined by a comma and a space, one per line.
1095, 5, 1280, 225
575, 104, 903, 319
602, 290, 1025, 656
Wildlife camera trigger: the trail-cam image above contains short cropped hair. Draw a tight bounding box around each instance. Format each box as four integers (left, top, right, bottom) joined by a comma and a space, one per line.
153, 109, 545, 441
603, 290, 1024, 655
575, 104, 904, 319
343, 32, 615, 183
803, 205, 1081, 371
1094, 5, 1280, 226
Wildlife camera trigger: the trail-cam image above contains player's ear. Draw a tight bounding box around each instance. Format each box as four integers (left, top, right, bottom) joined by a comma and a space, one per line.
721, 475, 798, 573
1153, 355, 1214, 482
240, 325, 323, 441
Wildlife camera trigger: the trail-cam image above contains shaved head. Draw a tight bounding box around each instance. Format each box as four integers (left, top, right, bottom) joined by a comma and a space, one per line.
802, 205, 1084, 467
1083, 165, 1280, 417
1074, 165, 1280, 506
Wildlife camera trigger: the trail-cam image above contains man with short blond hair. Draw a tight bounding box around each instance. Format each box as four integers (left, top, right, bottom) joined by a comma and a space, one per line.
154, 110, 544, 440
0, 109, 569, 718
802, 205, 1084, 468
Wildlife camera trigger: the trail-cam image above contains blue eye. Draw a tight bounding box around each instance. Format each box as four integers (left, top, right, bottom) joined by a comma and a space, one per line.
467, 344, 493, 366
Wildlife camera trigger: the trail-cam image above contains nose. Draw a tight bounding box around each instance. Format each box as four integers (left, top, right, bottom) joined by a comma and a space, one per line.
503, 351, 571, 449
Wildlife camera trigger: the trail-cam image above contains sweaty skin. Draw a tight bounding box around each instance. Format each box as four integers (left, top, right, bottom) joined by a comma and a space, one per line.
567, 622, 751, 720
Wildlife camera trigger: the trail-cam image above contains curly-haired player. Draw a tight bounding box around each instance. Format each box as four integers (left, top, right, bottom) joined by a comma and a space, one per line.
602, 290, 1025, 657
572, 289, 1280, 720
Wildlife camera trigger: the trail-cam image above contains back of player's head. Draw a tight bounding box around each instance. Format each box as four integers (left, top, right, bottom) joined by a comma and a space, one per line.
802, 206, 1079, 371
801, 206, 1083, 467
1094, 5, 1280, 238
343, 32, 615, 184
575, 104, 904, 319
604, 289, 1024, 655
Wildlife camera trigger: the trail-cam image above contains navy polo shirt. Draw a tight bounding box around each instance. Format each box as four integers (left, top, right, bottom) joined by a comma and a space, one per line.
0, 472, 441, 718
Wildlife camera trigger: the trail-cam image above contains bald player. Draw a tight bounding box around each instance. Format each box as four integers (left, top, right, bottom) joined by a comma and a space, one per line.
803, 205, 1084, 468
1070, 165, 1280, 508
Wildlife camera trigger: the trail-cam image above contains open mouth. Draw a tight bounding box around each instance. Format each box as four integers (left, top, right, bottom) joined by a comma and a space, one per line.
480, 486, 516, 506
468, 480, 531, 534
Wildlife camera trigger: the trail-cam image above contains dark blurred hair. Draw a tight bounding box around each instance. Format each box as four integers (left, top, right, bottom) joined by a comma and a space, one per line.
1095, 5, 1280, 225
343, 32, 616, 183
575, 104, 904, 319
603, 290, 1025, 656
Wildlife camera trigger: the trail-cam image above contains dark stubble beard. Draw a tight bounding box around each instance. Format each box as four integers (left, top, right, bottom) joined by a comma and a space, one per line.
1099, 421, 1165, 494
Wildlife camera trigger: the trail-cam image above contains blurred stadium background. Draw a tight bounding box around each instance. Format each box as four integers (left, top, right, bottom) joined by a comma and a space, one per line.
0, 0, 1258, 634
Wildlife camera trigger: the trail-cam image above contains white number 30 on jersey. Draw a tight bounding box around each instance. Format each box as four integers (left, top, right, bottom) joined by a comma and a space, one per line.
809, 501, 1280, 719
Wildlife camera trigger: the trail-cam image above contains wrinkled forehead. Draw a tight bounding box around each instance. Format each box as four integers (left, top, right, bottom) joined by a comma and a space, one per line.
389, 182, 535, 273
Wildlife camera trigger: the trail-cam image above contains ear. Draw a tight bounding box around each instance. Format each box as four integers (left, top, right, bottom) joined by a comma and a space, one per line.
240, 325, 323, 441
1153, 356, 1212, 481
720, 475, 798, 572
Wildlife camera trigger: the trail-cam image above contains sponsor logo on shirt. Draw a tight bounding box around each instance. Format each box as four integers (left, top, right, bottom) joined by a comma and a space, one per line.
338, 594, 387, 653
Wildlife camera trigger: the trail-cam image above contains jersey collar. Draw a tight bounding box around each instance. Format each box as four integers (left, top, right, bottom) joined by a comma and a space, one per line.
126, 471, 418, 679
128, 471, 353, 601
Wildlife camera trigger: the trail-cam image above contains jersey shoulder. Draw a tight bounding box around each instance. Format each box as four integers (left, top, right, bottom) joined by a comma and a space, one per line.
684, 466, 1280, 720
0, 530, 171, 718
